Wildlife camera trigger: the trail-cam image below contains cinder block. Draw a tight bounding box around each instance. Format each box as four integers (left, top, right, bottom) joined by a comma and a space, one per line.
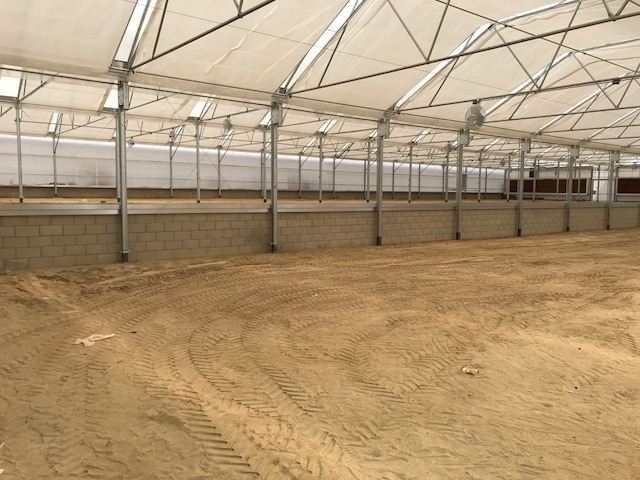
15, 226, 39, 237
75, 254, 98, 266
97, 253, 119, 264
0, 248, 17, 260
1, 217, 27, 226
16, 247, 41, 258
27, 216, 51, 226
85, 224, 107, 235
73, 216, 96, 225
86, 244, 108, 255
75, 235, 98, 245
29, 257, 55, 269
53, 256, 76, 267
0, 226, 15, 237
29, 236, 53, 247
63, 225, 85, 235
39, 225, 63, 236
64, 245, 86, 256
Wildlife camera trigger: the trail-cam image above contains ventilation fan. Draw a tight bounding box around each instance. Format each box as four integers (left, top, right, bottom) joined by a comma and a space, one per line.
223, 116, 233, 133
465, 101, 486, 129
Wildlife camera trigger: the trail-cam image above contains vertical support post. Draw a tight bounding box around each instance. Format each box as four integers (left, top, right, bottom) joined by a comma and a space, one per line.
169, 147, 174, 198
363, 156, 367, 199
596, 165, 601, 202
217, 146, 222, 198
556, 161, 560, 200
484, 166, 488, 199
532, 158, 537, 202
195, 121, 201, 204
418, 164, 422, 199
589, 166, 594, 201
298, 153, 302, 198
463, 166, 468, 199
577, 162, 582, 200
517, 138, 531, 237
477, 153, 482, 203
366, 140, 371, 203
318, 135, 323, 203
615, 165, 619, 202
332, 155, 336, 199
52, 136, 58, 197
505, 160, 511, 202
607, 152, 618, 229
376, 119, 389, 246
115, 119, 121, 202
391, 160, 395, 199
566, 146, 579, 232
15, 103, 24, 203
455, 130, 468, 240
261, 128, 267, 202
270, 101, 281, 252
444, 143, 451, 203
116, 80, 129, 262
408, 144, 413, 203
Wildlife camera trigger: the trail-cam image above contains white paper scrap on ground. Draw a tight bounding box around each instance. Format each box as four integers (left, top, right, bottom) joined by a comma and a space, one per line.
461, 366, 479, 376
74, 333, 115, 347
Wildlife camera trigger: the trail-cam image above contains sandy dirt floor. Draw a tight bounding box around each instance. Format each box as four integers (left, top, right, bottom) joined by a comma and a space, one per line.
1, 230, 639, 479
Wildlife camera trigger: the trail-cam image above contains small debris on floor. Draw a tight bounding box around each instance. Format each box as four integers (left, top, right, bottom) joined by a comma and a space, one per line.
461, 366, 479, 376
74, 333, 116, 347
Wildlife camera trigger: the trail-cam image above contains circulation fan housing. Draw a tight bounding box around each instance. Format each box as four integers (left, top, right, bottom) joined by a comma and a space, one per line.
465, 101, 487, 129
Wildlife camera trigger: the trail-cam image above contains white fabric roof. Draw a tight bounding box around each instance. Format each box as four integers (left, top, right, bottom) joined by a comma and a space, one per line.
0, 0, 638, 165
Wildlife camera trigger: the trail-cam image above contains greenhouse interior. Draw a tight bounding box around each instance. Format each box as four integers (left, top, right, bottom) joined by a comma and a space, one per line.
1, 1, 640, 479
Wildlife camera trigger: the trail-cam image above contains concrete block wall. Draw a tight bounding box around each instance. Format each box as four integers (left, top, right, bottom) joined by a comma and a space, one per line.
2, 203, 639, 271
128, 213, 271, 262
278, 211, 376, 252
461, 206, 517, 240
571, 205, 606, 232
0, 215, 120, 270
522, 206, 566, 236
385, 208, 455, 244
610, 205, 640, 229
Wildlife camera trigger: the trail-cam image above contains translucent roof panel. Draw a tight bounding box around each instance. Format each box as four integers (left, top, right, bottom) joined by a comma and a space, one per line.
133, 0, 348, 94
0, 76, 20, 98
0, 1, 135, 76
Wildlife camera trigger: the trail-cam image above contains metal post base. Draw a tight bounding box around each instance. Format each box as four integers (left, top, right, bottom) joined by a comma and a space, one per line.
19, 198, 24, 204
271, 244, 277, 253
121, 251, 129, 263
517, 228, 522, 237
606, 225, 611, 230
376, 236, 382, 246
456, 232, 461, 240
566, 227, 571, 233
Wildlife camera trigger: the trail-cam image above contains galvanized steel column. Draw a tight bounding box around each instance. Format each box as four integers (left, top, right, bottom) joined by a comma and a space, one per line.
318, 135, 323, 203
15, 103, 24, 203
270, 101, 281, 252
217, 146, 222, 198
261, 128, 267, 202
477, 153, 482, 203
298, 153, 302, 198
566, 145, 579, 232
455, 130, 468, 240
517, 138, 531, 237
195, 121, 201, 204
376, 119, 389, 246
444, 143, 451, 203
606, 152, 619, 230
408, 144, 413, 203
52, 136, 58, 197
116, 80, 129, 262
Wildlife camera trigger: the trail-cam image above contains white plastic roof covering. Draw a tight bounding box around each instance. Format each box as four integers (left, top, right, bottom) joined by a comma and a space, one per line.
0, 0, 638, 166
